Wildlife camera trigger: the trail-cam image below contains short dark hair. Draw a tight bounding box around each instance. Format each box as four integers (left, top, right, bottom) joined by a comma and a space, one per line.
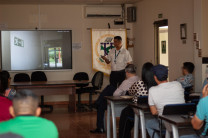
0, 72, 8, 95
125, 64, 136, 74
183, 62, 195, 73
13, 90, 39, 115
142, 62, 157, 90
114, 36, 122, 41
1, 71, 10, 79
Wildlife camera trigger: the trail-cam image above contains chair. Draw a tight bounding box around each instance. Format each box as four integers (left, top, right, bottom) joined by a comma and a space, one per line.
80, 71, 104, 110
73, 72, 89, 109
31, 71, 53, 112
184, 86, 193, 102
14, 73, 30, 82
155, 103, 196, 138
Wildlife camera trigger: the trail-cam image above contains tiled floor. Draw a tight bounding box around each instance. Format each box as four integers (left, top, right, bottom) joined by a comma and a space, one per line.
41, 105, 107, 138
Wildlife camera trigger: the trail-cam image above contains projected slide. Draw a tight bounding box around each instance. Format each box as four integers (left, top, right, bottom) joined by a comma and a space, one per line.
1, 30, 72, 71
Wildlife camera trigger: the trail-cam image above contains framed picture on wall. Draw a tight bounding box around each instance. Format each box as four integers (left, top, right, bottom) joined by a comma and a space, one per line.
180, 24, 187, 39
161, 41, 166, 54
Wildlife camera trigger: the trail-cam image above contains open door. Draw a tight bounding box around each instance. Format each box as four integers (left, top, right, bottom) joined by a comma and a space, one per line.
154, 19, 169, 67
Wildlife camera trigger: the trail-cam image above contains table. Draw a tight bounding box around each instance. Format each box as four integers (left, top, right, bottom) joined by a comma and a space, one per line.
11, 80, 89, 112
105, 96, 132, 138
159, 115, 192, 138
129, 103, 150, 138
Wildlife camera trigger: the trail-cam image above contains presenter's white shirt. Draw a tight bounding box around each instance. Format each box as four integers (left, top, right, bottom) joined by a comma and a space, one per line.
148, 81, 185, 115
107, 47, 132, 71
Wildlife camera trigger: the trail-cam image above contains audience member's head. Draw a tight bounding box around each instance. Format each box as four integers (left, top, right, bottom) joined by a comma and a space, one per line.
1, 70, 11, 87
0, 133, 23, 138
9, 90, 41, 117
0, 72, 8, 96
152, 64, 168, 84
125, 64, 136, 78
141, 62, 157, 90
182, 62, 195, 75
114, 36, 122, 49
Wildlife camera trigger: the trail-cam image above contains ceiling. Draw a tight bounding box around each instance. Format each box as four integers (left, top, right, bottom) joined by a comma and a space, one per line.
0, 0, 141, 4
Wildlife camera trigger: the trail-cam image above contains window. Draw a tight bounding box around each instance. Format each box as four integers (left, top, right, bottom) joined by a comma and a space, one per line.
48, 47, 62, 68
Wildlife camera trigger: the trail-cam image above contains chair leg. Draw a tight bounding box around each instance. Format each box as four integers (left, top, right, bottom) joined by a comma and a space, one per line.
89, 92, 93, 111
78, 93, 81, 107
41, 95, 44, 105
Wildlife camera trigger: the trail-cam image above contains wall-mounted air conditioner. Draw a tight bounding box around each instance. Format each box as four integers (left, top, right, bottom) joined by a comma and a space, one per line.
85, 5, 122, 18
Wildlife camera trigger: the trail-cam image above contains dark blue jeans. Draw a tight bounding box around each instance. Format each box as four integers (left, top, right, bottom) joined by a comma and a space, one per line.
95, 85, 116, 129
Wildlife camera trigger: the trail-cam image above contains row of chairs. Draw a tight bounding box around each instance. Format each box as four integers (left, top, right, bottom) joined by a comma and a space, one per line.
14, 71, 46, 82
13, 71, 104, 112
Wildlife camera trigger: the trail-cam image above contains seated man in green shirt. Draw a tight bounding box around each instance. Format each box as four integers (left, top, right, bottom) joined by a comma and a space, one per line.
0, 90, 58, 138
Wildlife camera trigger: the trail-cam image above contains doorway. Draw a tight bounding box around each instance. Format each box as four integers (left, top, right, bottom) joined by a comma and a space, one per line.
154, 19, 169, 67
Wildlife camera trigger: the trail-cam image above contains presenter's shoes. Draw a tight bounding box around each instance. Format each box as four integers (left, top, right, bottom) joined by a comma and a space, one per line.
90, 128, 105, 134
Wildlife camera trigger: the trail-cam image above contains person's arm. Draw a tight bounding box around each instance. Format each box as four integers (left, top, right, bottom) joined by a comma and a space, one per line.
101, 56, 110, 64
149, 105, 158, 115
113, 80, 127, 96
202, 84, 208, 98
191, 115, 204, 130
148, 89, 158, 115
191, 96, 206, 130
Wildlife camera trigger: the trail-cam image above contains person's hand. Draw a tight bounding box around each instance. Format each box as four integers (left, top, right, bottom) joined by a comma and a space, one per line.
202, 84, 208, 98
101, 55, 106, 60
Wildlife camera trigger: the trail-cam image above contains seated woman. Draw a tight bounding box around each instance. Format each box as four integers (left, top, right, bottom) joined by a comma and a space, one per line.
1, 71, 16, 100
118, 62, 157, 138
0, 72, 13, 122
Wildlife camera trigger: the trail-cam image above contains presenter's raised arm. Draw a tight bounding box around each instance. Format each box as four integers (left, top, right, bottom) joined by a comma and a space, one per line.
101, 56, 110, 64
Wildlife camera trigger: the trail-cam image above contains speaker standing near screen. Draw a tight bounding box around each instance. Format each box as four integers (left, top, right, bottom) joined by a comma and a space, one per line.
101, 36, 133, 88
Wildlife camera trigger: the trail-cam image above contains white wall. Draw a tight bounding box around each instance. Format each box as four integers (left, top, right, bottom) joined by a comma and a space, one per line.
133, 0, 195, 88
1, 31, 11, 70
194, 0, 203, 92
10, 31, 42, 70
0, 4, 134, 102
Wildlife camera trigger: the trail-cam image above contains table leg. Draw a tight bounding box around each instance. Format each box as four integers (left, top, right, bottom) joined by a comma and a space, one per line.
107, 101, 111, 138
68, 87, 76, 112
110, 101, 117, 138
165, 130, 171, 138
171, 124, 179, 138
134, 112, 139, 138
139, 109, 146, 138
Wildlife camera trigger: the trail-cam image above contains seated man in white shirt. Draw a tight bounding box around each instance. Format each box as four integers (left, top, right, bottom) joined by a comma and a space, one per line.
146, 64, 185, 138
90, 64, 139, 133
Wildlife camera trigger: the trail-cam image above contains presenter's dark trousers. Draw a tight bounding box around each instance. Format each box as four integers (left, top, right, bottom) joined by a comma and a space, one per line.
110, 69, 126, 88
95, 85, 116, 129
119, 106, 135, 138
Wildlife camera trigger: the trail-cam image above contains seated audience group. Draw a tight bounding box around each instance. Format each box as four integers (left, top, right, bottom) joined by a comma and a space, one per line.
1, 60, 208, 138
90, 61, 208, 138
0, 71, 58, 138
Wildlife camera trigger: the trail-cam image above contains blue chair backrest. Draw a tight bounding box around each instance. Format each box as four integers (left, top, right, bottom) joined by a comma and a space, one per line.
163, 103, 196, 115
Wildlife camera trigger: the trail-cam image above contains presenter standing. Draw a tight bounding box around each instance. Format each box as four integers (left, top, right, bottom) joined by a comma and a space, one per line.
101, 36, 133, 87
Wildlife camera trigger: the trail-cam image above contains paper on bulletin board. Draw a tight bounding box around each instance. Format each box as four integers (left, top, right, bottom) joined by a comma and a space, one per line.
72, 43, 82, 50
